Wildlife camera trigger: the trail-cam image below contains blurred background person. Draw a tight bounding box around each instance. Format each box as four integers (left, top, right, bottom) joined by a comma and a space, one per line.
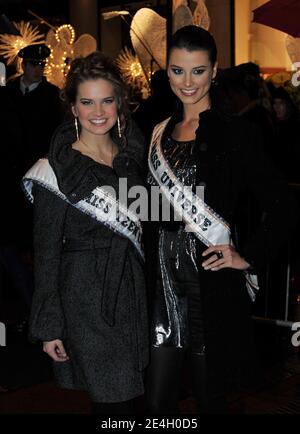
5, 43, 63, 171
269, 85, 300, 184
0, 85, 33, 327
217, 62, 275, 155
0, 43, 63, 334
133, 69, 177, 147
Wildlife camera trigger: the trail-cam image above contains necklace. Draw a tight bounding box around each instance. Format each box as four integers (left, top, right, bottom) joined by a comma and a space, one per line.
78, 137, 112, 166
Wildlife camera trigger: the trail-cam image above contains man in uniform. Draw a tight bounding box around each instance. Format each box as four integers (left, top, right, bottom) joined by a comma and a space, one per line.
0, 44, 63, 327
6, 43, 63, 170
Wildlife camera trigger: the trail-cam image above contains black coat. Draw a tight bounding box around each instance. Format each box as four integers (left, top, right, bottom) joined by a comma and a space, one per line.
0, 87, 29, 244
28, 121, 149, 402
145, 107, 299, 396
2, 77, 63, 246
6, 76, 63, 171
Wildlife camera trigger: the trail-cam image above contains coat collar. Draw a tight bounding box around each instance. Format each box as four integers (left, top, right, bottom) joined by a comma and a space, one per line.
48, 121, 106, 199
162, 104, 231, 155
48, 119, 146, 202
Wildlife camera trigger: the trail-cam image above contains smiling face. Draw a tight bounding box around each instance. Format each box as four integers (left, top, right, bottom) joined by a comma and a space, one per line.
167, 48, 217, 113
72, 78, 118, 139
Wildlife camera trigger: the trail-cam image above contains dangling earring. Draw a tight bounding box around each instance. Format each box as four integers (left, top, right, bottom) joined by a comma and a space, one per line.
212, 75, 217, 86
74, 116, 79, 141
117, 116, 122, 139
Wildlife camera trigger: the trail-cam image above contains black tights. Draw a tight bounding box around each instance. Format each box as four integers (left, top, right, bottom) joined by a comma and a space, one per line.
146, 347, 184, 414
146, 347, 227, 414
92, 399, 135, 414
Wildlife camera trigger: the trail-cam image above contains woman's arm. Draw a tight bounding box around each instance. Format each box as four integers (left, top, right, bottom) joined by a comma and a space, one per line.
202, 122, 299, 273
29, 184, 68, 343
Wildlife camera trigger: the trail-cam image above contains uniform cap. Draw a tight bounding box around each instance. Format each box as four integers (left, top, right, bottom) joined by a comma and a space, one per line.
18, 43, 50, 61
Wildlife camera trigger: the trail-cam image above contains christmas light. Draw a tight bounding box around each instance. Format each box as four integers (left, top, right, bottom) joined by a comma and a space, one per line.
45, 24, 76, 88
0, 21, 44, 73
55, 24, 75, 45
116, 47, 151, 98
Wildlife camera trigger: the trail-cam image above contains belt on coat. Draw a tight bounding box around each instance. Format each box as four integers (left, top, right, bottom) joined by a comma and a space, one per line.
62, 236, 126, 326
62, 237, 112, 250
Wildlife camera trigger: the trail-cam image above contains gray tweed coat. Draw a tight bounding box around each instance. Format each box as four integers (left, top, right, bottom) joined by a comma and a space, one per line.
28, 121, 149, 403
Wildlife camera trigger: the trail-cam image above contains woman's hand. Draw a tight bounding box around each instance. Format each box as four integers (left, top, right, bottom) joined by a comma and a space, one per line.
43, 339, 69, 362
202, 245, 250, 271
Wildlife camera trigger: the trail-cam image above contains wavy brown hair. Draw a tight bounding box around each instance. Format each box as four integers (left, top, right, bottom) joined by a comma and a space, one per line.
61, 51, 129, 139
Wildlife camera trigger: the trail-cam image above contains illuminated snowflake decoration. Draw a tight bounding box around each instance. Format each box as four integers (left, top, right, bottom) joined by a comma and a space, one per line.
0, 21, 44, 73
116, 47, 151, 99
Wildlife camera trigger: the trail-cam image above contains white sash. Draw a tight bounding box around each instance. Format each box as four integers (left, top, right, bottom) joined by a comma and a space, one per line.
148, 119, 259, 301
22, 158, 144, 259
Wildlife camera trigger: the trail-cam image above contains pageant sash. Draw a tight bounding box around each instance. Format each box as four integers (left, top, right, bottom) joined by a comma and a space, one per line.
148, 119, 231, 246
148, 119, 259, 301
22, 158, 144, 259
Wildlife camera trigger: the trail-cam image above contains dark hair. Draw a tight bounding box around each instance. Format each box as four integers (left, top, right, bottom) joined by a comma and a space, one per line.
61, 51, 129, 135
166, 25, 231, 117
167, 25, 217, 66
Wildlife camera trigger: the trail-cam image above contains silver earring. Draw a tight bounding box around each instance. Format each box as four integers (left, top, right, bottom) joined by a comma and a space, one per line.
117, 116, 122, 139
74, 116, 79, 140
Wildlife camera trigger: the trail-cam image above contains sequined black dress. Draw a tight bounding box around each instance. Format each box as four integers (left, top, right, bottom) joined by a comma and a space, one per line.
148, 136, 205, 352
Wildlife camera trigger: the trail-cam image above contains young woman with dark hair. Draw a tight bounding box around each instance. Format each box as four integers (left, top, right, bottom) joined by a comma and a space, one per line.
145, 25, 298, 414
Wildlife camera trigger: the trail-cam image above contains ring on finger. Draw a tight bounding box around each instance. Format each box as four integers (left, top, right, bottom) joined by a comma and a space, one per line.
216, 250, 223, 259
